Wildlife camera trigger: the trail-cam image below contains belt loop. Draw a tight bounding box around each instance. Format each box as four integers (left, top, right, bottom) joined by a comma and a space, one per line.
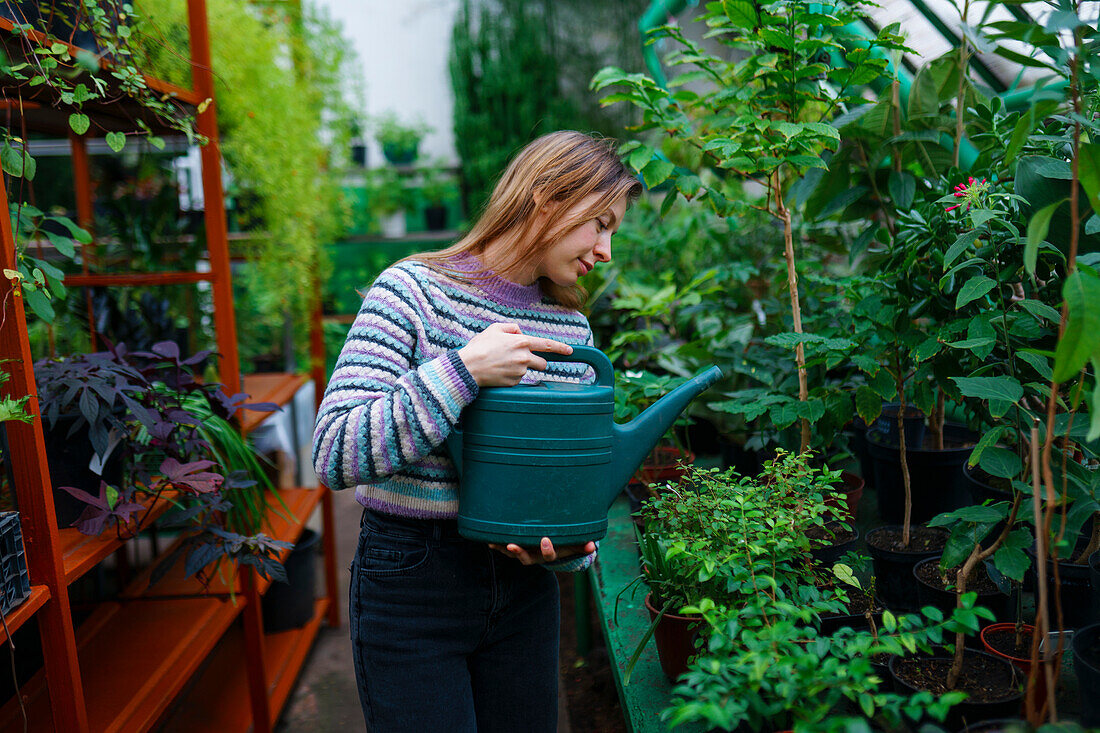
432, 521, 443, 541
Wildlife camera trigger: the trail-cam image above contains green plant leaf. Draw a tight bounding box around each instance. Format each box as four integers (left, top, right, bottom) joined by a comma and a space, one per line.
854, 385, 882, 426
912, 337, 942, 363
951, 376, 1024, 404
888, 171, 915, 210
675, 174, 702, 199
955, 275, 997, 309
945, 337, 996, 352
1053, 269, 1100, 382
968, 426, 1006, 467
968, 209, 997, 228
44, 231, 75, 259
628, 144, 654, 173
1016, 351, 1053, 381
1025, 199, 1065, 276
979, 446, 1023, 480
23, 286, 54, 322
722, 0, 757, 29
944, 230, 981, 269
1078, 142, 1100, 216
105, 131, 126, 153
1018, 299, 1060, 324
641, 158, 675, 189
1090, 357, 1100, 442
68, 113, 90, 135
0, 143, 25, 178
992, 528, 1031, 582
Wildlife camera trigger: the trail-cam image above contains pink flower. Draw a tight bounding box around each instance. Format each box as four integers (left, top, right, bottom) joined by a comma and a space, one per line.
944, 177, 989, 212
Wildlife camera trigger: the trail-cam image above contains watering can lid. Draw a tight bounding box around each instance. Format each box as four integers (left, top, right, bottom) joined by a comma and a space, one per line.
475, 381, 614, 409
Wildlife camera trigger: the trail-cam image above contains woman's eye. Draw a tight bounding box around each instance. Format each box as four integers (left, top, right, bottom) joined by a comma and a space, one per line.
595, 219, 607, 232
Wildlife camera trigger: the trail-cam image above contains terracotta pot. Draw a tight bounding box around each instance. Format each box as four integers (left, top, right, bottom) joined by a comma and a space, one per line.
824, 471, 864, 521
643, 592, 702, 682
633, 446, 694, 488
980, 623, 1055, 713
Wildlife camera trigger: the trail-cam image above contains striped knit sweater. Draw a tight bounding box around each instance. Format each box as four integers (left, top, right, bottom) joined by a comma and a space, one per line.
312, 255, 597, 570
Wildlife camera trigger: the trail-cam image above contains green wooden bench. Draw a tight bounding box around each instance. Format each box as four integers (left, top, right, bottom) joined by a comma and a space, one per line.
585, 495, 706, 733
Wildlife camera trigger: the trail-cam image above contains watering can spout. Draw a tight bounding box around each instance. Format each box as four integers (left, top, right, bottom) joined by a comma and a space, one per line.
609, 366, 723, 496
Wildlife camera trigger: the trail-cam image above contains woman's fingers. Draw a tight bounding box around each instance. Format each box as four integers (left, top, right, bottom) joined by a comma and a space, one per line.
458, 324, 576, 387
487, 538, 595, 565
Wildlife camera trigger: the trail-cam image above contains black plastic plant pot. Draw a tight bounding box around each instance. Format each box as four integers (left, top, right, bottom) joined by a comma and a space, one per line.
810, 524, 860, 567
424, 205, 447, 231
1091, 551, 1100, 627
1025, 543, 1094, 629
955, 719, 1031, 732
866, 525, 948, 611
868, 402, 928, 451
888, 650, 1024, 732
913, 556, 1012, 631
847, 418, 874, 491
42, 414, 123, 529
1073, 622, 1100, 727
868, 423, 975, 525
262, 528, 321, 633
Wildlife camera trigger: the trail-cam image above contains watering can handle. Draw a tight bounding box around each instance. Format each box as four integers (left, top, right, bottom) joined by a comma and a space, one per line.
532, 345, 614, 387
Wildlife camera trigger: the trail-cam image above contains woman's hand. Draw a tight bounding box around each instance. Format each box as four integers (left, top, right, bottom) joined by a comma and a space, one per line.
457, 322, 573, 387
489, 538, 597, 565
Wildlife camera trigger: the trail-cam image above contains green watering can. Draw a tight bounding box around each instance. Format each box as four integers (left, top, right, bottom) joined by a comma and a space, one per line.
445, 346, 722, 546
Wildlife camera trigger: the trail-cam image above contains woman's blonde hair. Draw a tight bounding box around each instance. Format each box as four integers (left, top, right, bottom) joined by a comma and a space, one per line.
405, 131, 643, 310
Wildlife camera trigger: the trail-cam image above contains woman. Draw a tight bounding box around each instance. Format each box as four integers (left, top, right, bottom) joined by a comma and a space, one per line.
313, 130, 642, 732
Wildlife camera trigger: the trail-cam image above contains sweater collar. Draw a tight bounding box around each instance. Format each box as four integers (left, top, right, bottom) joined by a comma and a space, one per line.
450, 253, 543, 308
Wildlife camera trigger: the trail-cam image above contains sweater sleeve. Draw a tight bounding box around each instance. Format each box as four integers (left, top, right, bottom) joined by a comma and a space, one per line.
312, 267, 479, 491
544, 541, 598, 572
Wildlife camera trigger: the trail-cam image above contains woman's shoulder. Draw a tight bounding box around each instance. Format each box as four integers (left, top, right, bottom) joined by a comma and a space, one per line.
369, 260, 438, 294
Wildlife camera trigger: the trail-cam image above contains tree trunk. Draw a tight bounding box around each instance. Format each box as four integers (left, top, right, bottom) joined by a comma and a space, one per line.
777, 190, 809, 454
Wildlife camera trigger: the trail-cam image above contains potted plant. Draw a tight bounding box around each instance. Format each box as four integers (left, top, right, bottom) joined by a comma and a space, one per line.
593, 0, 908, 456
417, 162, 457, 231
33, 341, 287, 584
364, 166, 413, 239
372, 111, 430, 166
625, 454, 851, 684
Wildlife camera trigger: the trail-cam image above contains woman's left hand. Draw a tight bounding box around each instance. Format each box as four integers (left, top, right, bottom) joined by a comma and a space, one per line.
489, 537, 596, 565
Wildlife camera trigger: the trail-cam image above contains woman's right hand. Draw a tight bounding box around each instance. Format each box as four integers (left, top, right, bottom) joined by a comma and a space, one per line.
457, 323, 573, 387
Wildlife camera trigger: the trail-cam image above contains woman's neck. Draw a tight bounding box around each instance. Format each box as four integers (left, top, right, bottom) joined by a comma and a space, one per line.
479, 233, 538, 286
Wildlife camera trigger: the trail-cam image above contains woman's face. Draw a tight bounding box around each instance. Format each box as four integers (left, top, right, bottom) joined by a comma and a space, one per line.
533, 192, 627, 287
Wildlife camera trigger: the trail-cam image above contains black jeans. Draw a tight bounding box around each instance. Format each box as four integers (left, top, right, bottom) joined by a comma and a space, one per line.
349, 508, 560, 732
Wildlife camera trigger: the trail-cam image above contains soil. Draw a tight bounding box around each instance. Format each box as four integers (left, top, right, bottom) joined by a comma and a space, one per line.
867, 525, 948, 554
892, 652, 1020, 703
806, 522, 857, 547
557, 572, 628, 733
984, 626, 1032, 660
915, 559, 1001, 595
842, 590, 879, 616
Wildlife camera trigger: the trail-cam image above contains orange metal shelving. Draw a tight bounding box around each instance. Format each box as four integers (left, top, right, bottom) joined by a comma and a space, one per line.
0, 0, 337, 730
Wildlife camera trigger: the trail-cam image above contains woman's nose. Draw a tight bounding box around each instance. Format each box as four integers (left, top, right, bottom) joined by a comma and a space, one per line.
593, 234, 612, 262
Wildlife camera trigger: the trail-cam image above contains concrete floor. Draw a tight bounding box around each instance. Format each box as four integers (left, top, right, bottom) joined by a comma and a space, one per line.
274, 487, 572, 732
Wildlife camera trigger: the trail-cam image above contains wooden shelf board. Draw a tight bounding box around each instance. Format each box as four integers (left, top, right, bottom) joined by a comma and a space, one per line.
267, 598, 331, 720
158, 598, 332, 733
240, 372, 309, 435
0, 595, 240, 732
0, 585, 50, 646
119, 487, 324, 599
61, 490, 179, 586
